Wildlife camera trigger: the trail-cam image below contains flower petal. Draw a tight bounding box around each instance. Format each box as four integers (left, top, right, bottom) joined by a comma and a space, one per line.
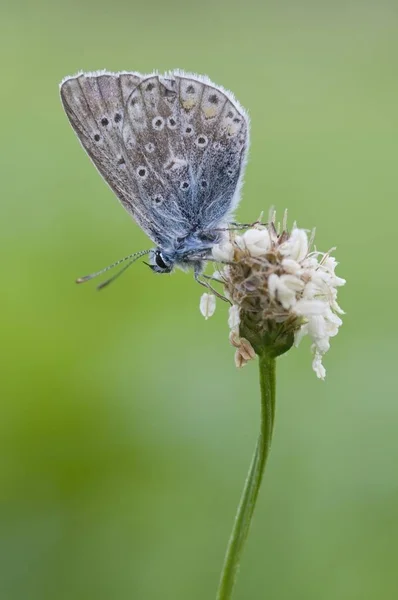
212, 242, 234, 262
228, 305, 240, 330
199, 293, 216, 319
280, 228, 309, 262
312, 351, 326, 380
294, 299, 328, 316
242, 228, 271, 257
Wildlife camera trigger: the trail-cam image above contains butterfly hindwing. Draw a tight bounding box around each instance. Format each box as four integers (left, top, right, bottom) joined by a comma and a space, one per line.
173, 72, 249, 229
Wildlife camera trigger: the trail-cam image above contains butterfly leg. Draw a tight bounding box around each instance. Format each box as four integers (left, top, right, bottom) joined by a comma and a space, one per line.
229, 211, 267, 229
207, 218, 268, 234
194, 266, 230, 303
202, 274, 223, 283
229, 220, 266, 228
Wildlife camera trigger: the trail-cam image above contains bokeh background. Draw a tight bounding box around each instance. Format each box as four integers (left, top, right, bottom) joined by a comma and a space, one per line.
1, 1, 398, 598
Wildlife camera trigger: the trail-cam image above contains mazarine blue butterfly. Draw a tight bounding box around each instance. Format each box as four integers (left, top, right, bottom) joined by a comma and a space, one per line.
60, 70, 249, 287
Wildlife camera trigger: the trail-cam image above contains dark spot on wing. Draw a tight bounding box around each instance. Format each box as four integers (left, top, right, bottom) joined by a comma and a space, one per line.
114, 113, 122, 123
152, 116, 165, 131
186, 85, 195, 94
209, 94, 219, 104
101, 117, 109, 126
94, 134, 100, 142
146, 82, 155, 91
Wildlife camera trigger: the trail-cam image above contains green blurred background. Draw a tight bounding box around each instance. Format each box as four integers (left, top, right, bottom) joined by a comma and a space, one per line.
1, 0, 397, 598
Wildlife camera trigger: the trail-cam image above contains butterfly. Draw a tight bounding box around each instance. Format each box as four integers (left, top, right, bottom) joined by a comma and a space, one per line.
60, 70, 249, 287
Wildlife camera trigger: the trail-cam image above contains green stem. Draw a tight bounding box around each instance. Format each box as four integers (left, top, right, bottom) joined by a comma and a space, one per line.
216, 353, 276, 600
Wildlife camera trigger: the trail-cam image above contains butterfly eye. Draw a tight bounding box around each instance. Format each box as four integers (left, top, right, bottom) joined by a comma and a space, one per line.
154, 251, 171, 272
156, 252, 166, 268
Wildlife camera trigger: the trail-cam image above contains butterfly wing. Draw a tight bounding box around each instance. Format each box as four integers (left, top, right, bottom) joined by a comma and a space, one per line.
171, 71, 249, 229
124, 71, 249, 231
60, 70, 249, 249
60, 71, 177, 248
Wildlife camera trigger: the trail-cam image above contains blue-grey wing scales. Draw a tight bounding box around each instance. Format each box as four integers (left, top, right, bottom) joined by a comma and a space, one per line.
172, 72, 249, 229
60, 70, 249, 253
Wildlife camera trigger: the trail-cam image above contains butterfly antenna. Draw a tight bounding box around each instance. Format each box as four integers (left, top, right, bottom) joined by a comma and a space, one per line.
96, 257, 143, 290
76, 250, 150, 285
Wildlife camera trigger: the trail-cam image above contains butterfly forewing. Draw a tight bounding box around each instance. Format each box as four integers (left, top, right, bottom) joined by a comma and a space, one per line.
60, 71, 172, 248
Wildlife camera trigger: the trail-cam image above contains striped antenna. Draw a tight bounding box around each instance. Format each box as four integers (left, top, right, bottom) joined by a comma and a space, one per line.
76, 249, 150, 287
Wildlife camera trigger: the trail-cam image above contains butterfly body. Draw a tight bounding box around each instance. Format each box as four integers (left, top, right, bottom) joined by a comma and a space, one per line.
60, 70, 249, 275
149, 228, 223, 273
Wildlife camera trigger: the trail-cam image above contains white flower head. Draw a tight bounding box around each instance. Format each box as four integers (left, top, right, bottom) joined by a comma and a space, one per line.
199, 212, 345, 378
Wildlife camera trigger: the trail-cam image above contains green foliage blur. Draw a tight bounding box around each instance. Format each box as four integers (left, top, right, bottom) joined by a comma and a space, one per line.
1, 1, 397, 598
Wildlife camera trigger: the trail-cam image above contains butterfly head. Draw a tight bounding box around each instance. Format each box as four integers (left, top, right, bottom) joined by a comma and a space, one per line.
147, 249, 174, 274
147, 242, 208, 274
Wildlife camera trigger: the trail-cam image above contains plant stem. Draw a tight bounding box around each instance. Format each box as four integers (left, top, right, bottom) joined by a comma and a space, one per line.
216, 353, 276, 600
